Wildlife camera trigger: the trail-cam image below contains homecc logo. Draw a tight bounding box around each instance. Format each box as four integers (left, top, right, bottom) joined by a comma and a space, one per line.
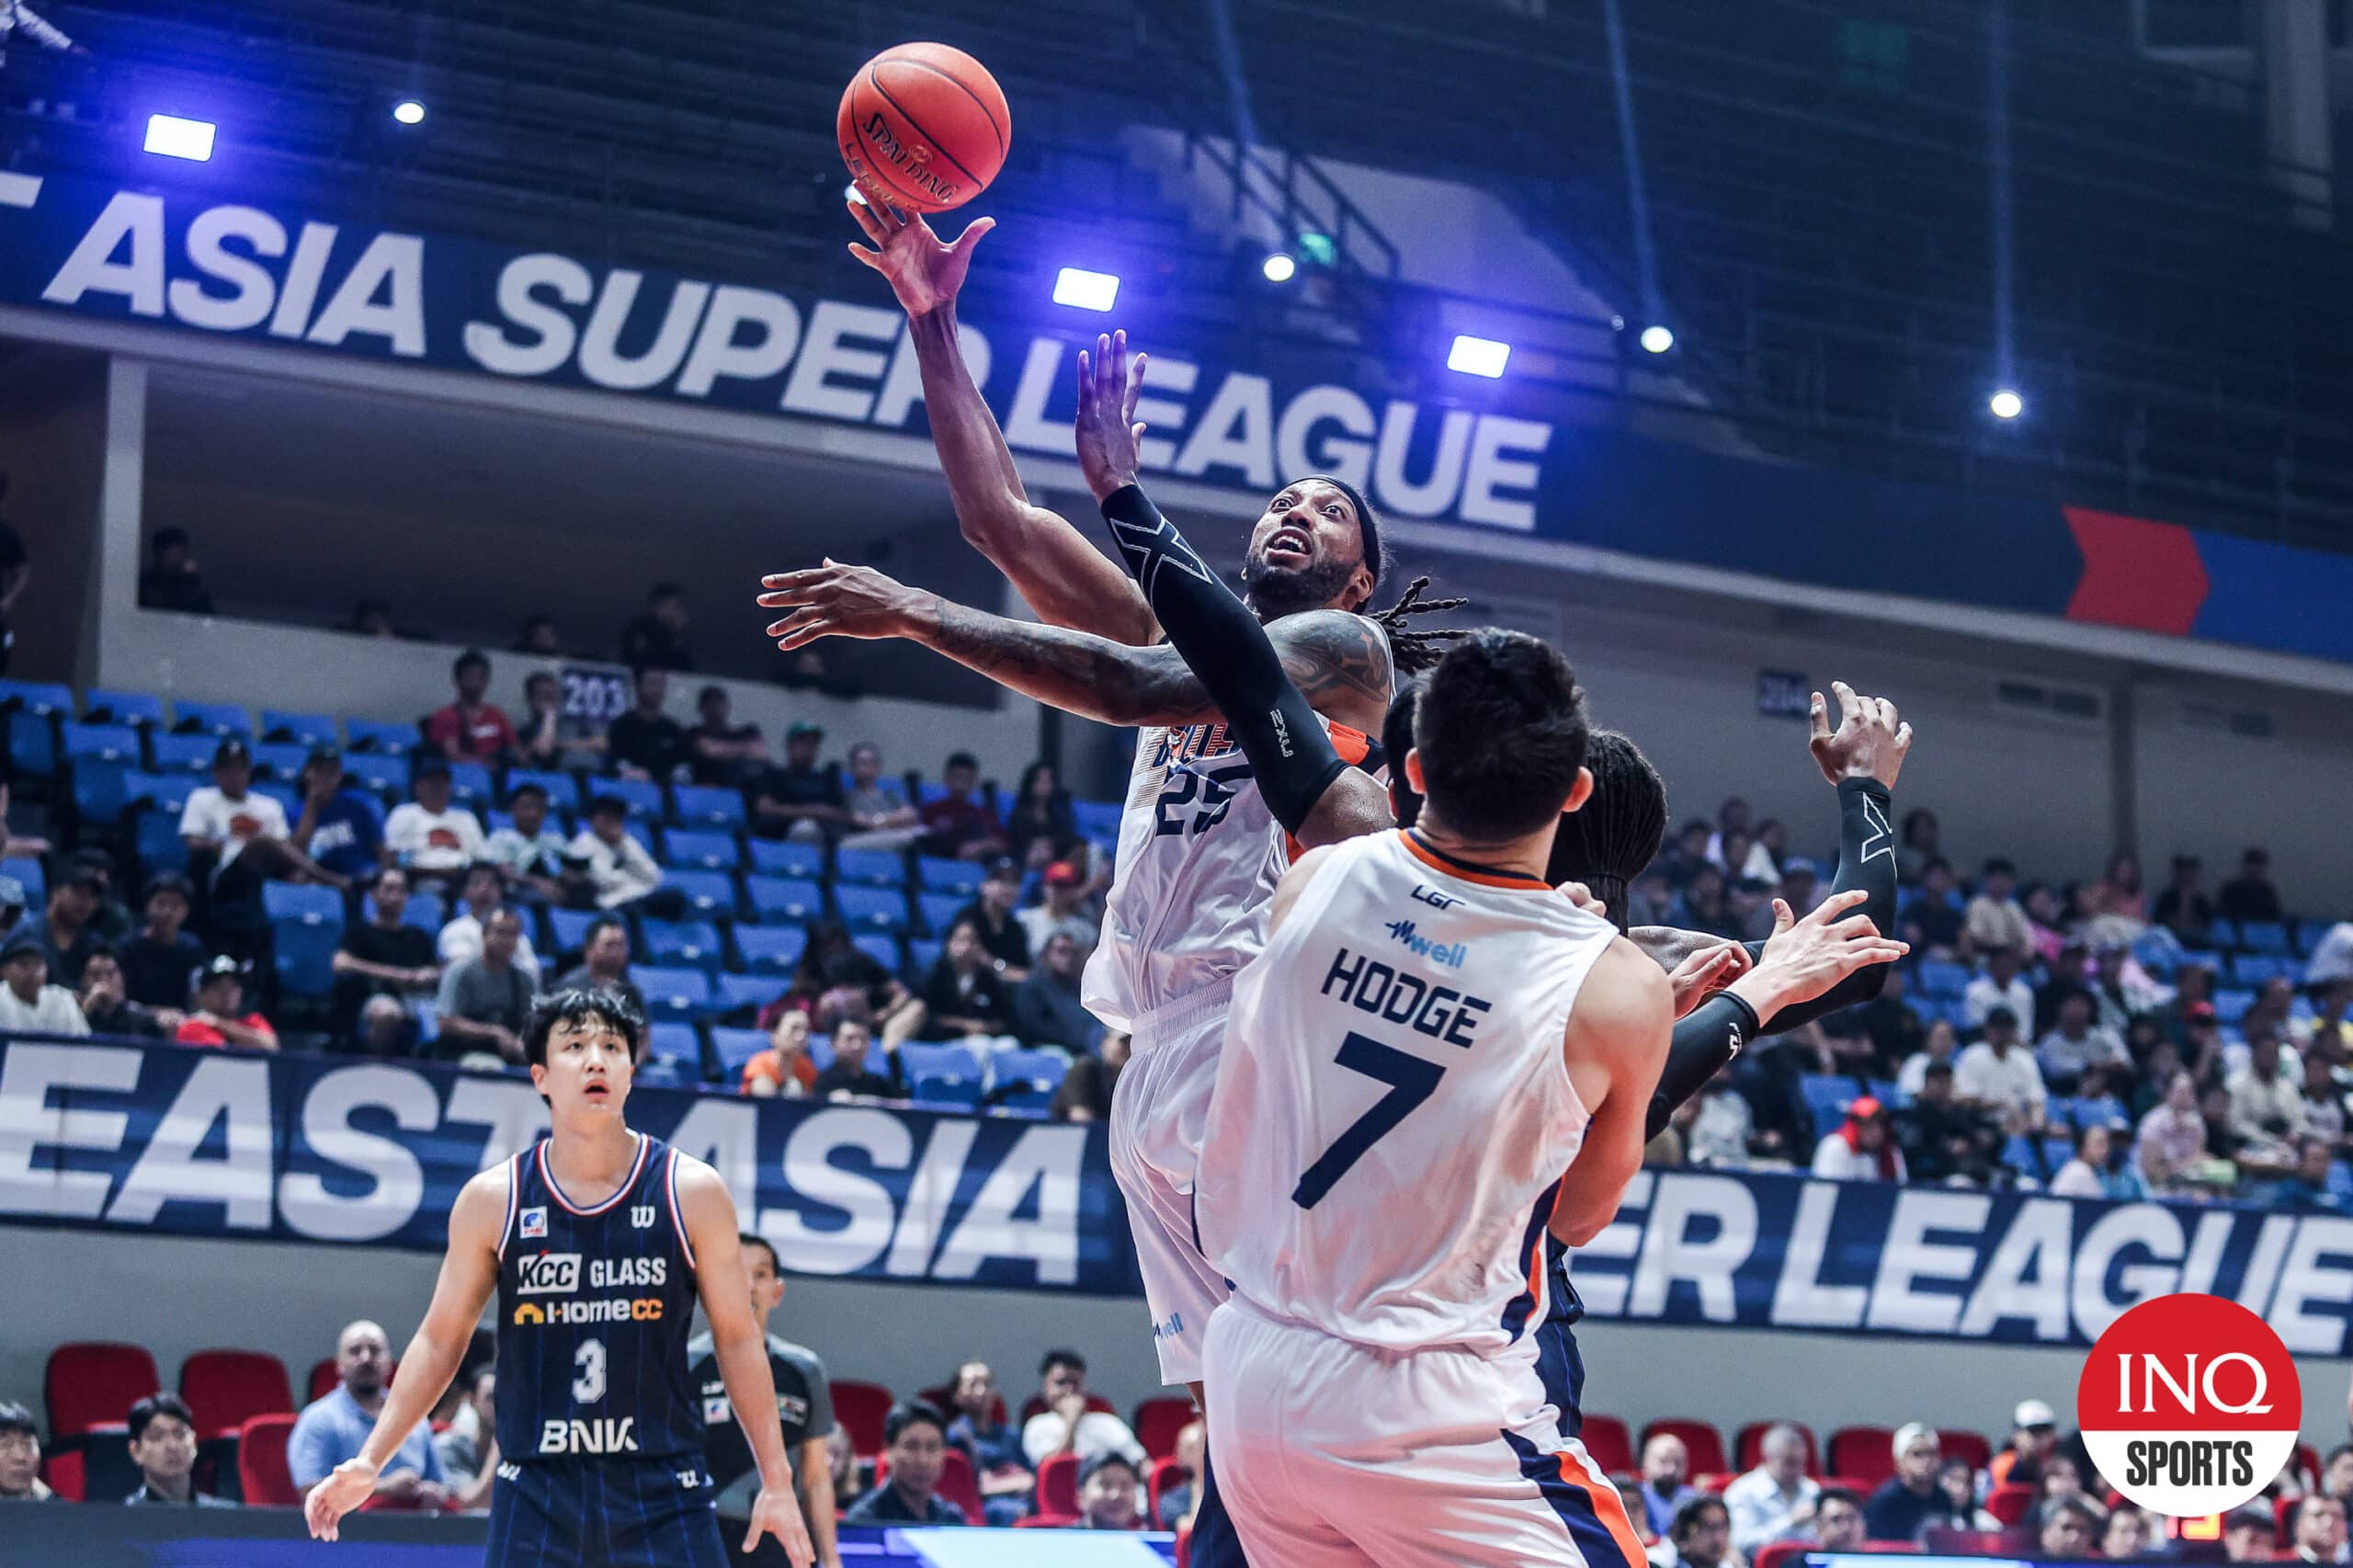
2077, 1293, 2302, 1517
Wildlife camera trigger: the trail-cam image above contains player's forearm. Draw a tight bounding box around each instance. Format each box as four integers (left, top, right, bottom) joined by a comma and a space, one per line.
909, 307, 1035, 538
357, 1333, 465, 1473
801, 1454, 839, 1562
714, 1326, 795, 1490
1753, 778, 1898, 1034
904, 593, 1211, 726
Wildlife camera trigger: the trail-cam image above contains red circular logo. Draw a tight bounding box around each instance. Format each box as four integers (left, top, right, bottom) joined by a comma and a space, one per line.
2078, 1293, 2302, 1517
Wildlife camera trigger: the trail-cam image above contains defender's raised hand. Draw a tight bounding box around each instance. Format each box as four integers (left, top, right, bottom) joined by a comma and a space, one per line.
1810, 680, 1913, 789
1074, 329, 1147, 503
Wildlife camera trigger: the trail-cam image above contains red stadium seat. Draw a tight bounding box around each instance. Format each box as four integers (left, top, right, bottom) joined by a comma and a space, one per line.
1695, 1471, 1736, 1494
46, 1342, 160, 1437
1822, 1475, 1876, 1496
2295, 1442, 2322, 1489
1938, 1428, 1992, 1472
181, 1349, 294, 1439
1735, 1420, 1820, 1475
41, 1449, 85, 1502
1039, 1450, 1081, 1516
1827, 1426, 1897, 1490
873, 1446, 982, 1523
1019, 1392, 1116, 1423
1578, 1415, 1637, 1475
238, 1413, 302, 1506
1643, 1417, 1728, 1477
1754, 1541, 1808, 1568
1149, 1454, 1193, 1527
1985, 1483, 2035, 1526
1133, 1396, 1196, 1460
832, 1380, 893, 1457
2278, 1494, 2303, 1538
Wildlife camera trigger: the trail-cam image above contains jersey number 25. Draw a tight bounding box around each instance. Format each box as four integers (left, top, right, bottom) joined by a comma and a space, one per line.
1154, 762, 1251, 838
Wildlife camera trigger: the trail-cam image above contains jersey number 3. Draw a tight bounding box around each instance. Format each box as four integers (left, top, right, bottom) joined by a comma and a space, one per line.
573, 1338, 607, 1404
1154, 762, 1251, 838
1291, 1032, 1445, 1209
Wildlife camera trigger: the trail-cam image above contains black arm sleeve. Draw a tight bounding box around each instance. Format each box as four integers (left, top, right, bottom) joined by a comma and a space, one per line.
1098, 483, 1347, 834
1646, 991, 1763, 1139
1751, 777, 1899, 1035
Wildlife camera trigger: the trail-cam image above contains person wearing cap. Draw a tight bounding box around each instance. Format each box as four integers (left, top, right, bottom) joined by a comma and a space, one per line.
1811, 1094, 1906, 1180
955, 858, 1031, 976
0, 929, 87, 1035
751, 721, 847, 844
685, 683, 767, 787
1863, 1424, 1945, 1541
382, 759, 486, 889
1955, 1006, 2049, 1133
119, 874, 205, 1009
1074, 1450, 1145, 1530
915, 752, 1008, 863
838, 740, 922, 851
1988, 1399, 2061, 1488
1962, 944, 2037, 1041
422, 648, 516, 762
290, 746, 385, 884
175, 955, 277, 1049
605, 666, 687, 780
1017, 859, 1098, 961
16, 859, 104, 987
65, 846, 132, 947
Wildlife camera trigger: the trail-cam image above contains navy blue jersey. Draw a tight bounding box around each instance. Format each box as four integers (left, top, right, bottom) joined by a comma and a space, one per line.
495, 1131, 705, 1466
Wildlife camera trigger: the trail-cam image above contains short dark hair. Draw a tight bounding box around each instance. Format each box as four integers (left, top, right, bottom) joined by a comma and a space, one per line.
1412, 630, 1589, 840
1923, 856, 1952, 877
584, 915, 628, 948
697, 684, 726, 706
2326, 1443, 2353, 1469
1983, 857, 2017, 879
151, 527, 191, 556
1081, 1449, 1140, 1487
650, 581, 683, 602
0, 1400, 36, 1440
1040, 1347, 1085, 1378
945, 751, 980, 773
128, 1392, 194, 1443
510, 781, 548, 804
739, 1232, 779, 1275
453, 649, 489, 679
1984, 1006, 2018, 1031
883, 1402, 948, 1447
587, 793, 629, 820
523, 987, 646, 1071
1816, 1486, 1863, 1513
1670, 1495, 1729, 1542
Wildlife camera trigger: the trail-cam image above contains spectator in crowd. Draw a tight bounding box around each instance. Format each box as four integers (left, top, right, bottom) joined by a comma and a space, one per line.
2049, 1123, 2121, 1199
1075, 1451, 1145, 1531
2242, 981, 2303, 1063
1844, 962, 1925, 1075
1676, 866, 1743, 943
957, 860, 1032, 975
2037, 990, 2131, 1094
514, 669, 606, 771
137, 528, 213, 614
1619, 1480, 1661, 1549
942, 1360, 1030, 1527
18, 860, 102, 986
1956, 1007, 2048, 1132
438, 862, 541, 980
2104, 1504, 2158, 1560
1706, 796, 1753, 869
1813, 1095, 1905, 1181
1018, 861, 1100, 960
1934, 1459, 1998, 1531
1657, 819, 1713, 891
823, 1427, 859, 1515
1896, 1017, 1961, 1100
119, 874, 203, 1009
685, 684, 767, 786
845, 1403, 967, 1526
2154, 854, 2214, 943
334, 868, 439, 1028
350, 599, 395, 638
434, 907, 535, 1068
741, 1008, 819, 1098
1989, 1399, 2060, 1487
356, 993, 417, 1057
2309, 924, 2353, 989
766, 921, 926, 1044
291, 747, 385, 886
2276, 1135, 2345, 1212
606, 668, 687, 780
1015, 932, 1101, 1055
1863, 1424, 1945, 1541
2324, 1446, 2353, 1505
1966, 858, 2032, 956
839, 741, 922, 851
0, 930, 88, 1034
481, 782, 574, 903
1158, 1420, 1204, 1529
2220, 848, 2285, 926
429, 1367, 500, 1512
2038, 1497, 2101, 1559
1050, 1040, 1126, 1123
383, 760, 486, 890
753, 722, 847, 843
2138, 1071, 2211, 1193
1904, 859, 1964, 952
1812, 1487, 1868, 1551
78, 949, 178, 1039
1963, 945, 2037, 1039
175, 955, 276, 1049
2302, 1493, 2353, 1563
1683, 1068, 1759, 1167
0, 1400, 51, 1501
122, 1392, 231, 1506
516, 615, 562, 655
1663, 1496, 1733, 1568
920, 918, 1017, 1043
619, 581, 696, 672
2231, 1028, 2308, 1169
181, 740, 346, 909
688, 1231, 838, 1566
424, 650, 516, 762
289, 1321, 448, 1506
1895, 1063, 1998, 1186
1005, 761, 1076, 869
1019, 1351, 1144, 1470
1638, 1432, 1705, 1539
811, 1017, 905, 1101
571, 796, 671, 914
1724, 1422, 1820, 1552
2226, 1503, 2282, 1562
553, 915, 643, 1017
2302, 1051, 2347, 1146
917, 752, 1009, 862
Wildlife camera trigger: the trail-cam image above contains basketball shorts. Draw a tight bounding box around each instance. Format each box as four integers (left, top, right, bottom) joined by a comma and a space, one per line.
484, 1457, 729, 1568
1108, 977, 1233, 1386
1201, 1296, 1649, 1568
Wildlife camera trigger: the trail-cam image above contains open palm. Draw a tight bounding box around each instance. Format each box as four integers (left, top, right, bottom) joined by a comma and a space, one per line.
847, 199, 994, 317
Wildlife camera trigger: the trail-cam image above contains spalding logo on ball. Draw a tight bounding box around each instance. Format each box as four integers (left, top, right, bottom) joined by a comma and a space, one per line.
2078, 1293, 2302, 1517
838, 43, 1011, 213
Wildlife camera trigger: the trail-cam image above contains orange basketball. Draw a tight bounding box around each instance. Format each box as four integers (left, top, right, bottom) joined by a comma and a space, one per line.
837, 43, 1010, 214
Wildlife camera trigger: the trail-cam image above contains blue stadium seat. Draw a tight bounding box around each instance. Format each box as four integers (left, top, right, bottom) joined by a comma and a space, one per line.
852, 933, 903, 975
1798, 1074, 1855, 1140
2213, 988, 2258, 1023
635, 966, 714, 1022
641, 918, 724, 971
2040, 1137, 2075, 1175
148, 733, 217, 775
121, 769, 193, 815
748, 838, 824, 879
504, 769, 581, 815
63, 722, 143, 767
643, 1022, 705, 1078
250, 742, 313, 780
913, 1077, 985, 1112
805, 1033, 835, 1073
2232, 953, 2292, 986
2177, 949, 2223, 977
2, 856, 43, 905
835, 885, 911, 935
133, 808, 190, 876
545, 906, 603, 957
264, 881, 346, 934
363, 889, 444, 934
2295, 922, 2328, 960
0, 679, 71, 715
2000, 1134, 2043, 1178
6, 710, 57, 781
343, 752, 409, 801
901, 1042, 983, 1083
624, 821, 661, 859
915, 780, 951, 806
251, 781, 301, 821
744, 876, 824, 925
1072, 800, 1123, 842
71, 757, 135, 825
835, 848, 907, 889
665, 869, 738, 918
84, 688, 165, 727
174, 700, 253, 739
918, 857, 986, 896
2240, 921, 2291, 956
275, 925, 341, 998
593, 777, 665, 820
993, 1048, 1069, 1093
671, 785, 747, 831
261, 710, 339, 747
906, 938, 943, 977
1868, 1077, 1900, 1108
734, 925, 809, 975
2075, 1096, 2131, 1131
344, 718, 416, 756
710, 1027, 772, 1077
2208, 920, 2241, 951
662, 830, 741, 872
1914, 959, 1972, 1000
917, 892, 970, 936
446, 762, 493, 812
713, 972, 781, 1018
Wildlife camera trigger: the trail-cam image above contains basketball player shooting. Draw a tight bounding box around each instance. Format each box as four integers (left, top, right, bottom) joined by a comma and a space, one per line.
303, 990, 814, 1568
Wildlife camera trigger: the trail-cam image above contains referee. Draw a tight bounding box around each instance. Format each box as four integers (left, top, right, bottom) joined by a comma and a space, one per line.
688, 1233, 839, 1568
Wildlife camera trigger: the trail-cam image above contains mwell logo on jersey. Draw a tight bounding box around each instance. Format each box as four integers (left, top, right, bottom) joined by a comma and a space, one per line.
2078, 1293, 2302, 1517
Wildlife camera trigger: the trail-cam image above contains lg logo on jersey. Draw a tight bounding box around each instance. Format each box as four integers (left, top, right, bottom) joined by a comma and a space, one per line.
1408, 884, 1461, 912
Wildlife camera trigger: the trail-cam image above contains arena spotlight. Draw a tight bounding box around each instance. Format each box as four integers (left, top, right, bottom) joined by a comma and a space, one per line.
392, 100, 426, 125
1052, 267, 1120, 312
1447, 335, 1511, 379
1990, 388, 2024, 419
1261, 251, 1298, 284
143, 114, 217, 162
1639, 324, 1675, 354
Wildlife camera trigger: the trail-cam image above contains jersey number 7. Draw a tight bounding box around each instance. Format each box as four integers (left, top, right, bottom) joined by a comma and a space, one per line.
1291, 1032, 1445, 1209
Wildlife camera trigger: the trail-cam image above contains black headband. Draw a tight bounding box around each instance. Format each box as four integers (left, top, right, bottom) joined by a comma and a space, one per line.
1296, 474, 1381, 588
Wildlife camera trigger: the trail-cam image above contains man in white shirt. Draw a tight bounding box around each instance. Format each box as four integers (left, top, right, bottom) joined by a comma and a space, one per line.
435, 862, 541, 982
2227, 1029, 2307, 1160
0, 930, 87, 1034
2033, 990, 2131, 1092
1961, 945, 2036, 1040
381, 760, 485, 887
1017, 1350, 1145, 1471
570, 795, 666, 911
178, 740, 347, 912
1723, 1423, 1822, 1553
1955, 1007, 2048, 1131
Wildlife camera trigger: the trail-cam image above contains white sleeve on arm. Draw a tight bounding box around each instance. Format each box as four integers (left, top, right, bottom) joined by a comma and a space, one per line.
17, 6, 75, 49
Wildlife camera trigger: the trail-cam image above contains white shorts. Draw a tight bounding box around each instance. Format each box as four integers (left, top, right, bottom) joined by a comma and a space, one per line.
1201, 1299, 1649, 1568
1107, 979, 1233, 1386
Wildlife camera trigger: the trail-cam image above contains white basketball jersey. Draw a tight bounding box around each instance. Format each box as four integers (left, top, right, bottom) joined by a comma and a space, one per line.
1196, 829, 1616, 1356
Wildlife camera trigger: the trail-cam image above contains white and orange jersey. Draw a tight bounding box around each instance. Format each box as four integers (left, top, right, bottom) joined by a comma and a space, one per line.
1195, 828, 1617, 1357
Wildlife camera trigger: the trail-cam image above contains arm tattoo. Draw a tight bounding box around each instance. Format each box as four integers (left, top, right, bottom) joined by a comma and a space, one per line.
1271, 610, 1397, 721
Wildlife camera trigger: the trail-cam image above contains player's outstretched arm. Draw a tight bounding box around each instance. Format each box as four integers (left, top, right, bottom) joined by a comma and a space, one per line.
677, 1162, 816, 1568
1549, 941, 1672, 1247
304, 1165, 507, 1541
846, 199, 1157, 646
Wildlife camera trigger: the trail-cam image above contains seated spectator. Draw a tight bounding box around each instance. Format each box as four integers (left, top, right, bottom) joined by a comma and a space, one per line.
1964, 858, 2032, 956
1675, 866, 1744, 942
2302, 1051, 2347, 1146
554, 915, 644, 1017
2035, 990, 2131, 1094
1638, 1432, 1705, 1538
1620, 1480, 1661, 1549
765, 922, 926, 1046
1903, 859, 1964, 952
350, 598, 395, 638
606, 667, 687, 780
68, 846, 132, 948
844, 1403, 966, 1526
292, 747, 385, 885
941, 1361, 1030, 1528
431, 1367, 500, 1513
2088, 941, 2162, 1036
120, 874, 203, 1009
1074, 1450, 1144, 1531
823, 1427, 858, 1515
2049, 1123, 2122, 1199
334, 868, 440, 1028
138, 527, 214, 614
383, 760, 487, 888
2309, 923, 2353, 989
2038, 1496, 2101, 1559
1018, 1350, 1144, 1470
742, 1008, 819, 1098
1896, 1018, 1961, 1100
2104, 1503, 2158, 1560
482, 782, 577, 903
1005, 761, 1077, 869
1896, 1063, 1999, 1186
1846, 962, 1926, 1078
570, 796, 673, 914
516, 614, 562, 655
18, 860, 103, 986
2276, 1136, 2346, 1213
2295, 1492, 2349, 1563
1018, 860, 1100, 960
1956, 1007, 2048, 1131
752, 722, 847, 843
1663, 1495, 1733, 1568
2153, 854, 2214, 944
1684, 1066, 1759, 1167
0, 1399, 51, 1501
2323, 1445, 2353, 1504
434, 908, 536, 1068
619, 580, 696, 672
2219, 847, 2284, 926
78, 949, 178, 1040
919, 918, 1017, 1043
1813, 1095, 1905, 1180
514, 669, 606, 771
356, 993, 417, 1057
2225, 1502, 2282, 1562
0, 930, 88, 1035
1050, 1041, 1125, 1123
1989, 1398, 2060, 1487
1962, 945, 2037, 1039
2230, 1030, 2308, 1163
176, 956, 277, 1049
424, 650, 516, 762
123, 1392, 232, 1506
288, 1321, 448, 1507
1015, 932, 1101, 1054
1158, 1419, 1204, 1529
438, 862, 543, 980
810, 1018, 905, 1101
956, 860, 1031, 976
2137, 1071, 2211, 1193
1723, 1421, 1821, 1552
1811, 1486, 1868, 1551
1862, 1424, 1948, 1541
182, 742, 349, 928
916, 752, 1009, 862
839, 742, 921, 851
1655, 819, 1713, 890
687, 684, 767, 786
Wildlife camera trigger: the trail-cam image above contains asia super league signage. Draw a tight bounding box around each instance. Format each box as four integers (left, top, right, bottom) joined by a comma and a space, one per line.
6, 1037, 2353, 1351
